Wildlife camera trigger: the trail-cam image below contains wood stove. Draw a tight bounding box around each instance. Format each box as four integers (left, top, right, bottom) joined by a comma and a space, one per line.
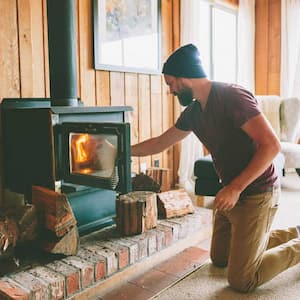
1, 99, 132, 235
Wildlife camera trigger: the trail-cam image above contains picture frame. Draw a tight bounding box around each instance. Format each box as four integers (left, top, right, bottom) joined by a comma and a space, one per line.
93, 0, 162, 74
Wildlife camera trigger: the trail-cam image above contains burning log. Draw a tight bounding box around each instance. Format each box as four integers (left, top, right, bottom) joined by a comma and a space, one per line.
116, 191, 157, 236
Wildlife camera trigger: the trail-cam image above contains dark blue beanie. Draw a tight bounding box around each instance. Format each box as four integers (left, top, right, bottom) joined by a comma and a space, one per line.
162, 44, 207, 78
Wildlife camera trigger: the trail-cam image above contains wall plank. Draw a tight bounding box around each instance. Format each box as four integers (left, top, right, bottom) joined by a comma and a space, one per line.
0, 0, 20, 100
110, 72, 125, 106
125, 73, 139, 173
138, 74, 152, 171
96, 71, 110, 106
78, 0, 96, 106
150, 75, 163, 167
255, 0, 281, 95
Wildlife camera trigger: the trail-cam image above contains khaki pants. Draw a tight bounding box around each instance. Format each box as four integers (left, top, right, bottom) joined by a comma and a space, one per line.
210, 188, 300, 292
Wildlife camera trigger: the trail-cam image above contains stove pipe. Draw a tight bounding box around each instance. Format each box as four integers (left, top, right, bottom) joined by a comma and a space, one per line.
47, 0, 78, 106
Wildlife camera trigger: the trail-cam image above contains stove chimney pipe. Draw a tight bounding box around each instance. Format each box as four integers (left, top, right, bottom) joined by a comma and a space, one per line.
47, 0, 78, 106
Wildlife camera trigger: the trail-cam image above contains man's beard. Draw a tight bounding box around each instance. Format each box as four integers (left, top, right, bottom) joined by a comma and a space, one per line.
177, 88, 194, 106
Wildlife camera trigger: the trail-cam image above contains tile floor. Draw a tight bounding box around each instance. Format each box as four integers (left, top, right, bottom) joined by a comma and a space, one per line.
99, 246, 210, 300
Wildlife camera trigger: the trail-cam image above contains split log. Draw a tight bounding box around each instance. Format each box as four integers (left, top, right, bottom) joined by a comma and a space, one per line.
32, 186, 79, 255
116, 191, 157, 236
32, 186, 77, 237
157, 189, 195, 219
146, 167, 170, 192
132, 173, 161, 192
41, 226, 79, 256
0, 204, 38, 254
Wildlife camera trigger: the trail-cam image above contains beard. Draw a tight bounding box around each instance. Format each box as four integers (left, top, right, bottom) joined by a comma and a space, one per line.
176, 88, 194, 107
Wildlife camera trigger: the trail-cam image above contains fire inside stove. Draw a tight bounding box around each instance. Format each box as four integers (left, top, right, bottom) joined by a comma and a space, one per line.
70, 132, 118, 179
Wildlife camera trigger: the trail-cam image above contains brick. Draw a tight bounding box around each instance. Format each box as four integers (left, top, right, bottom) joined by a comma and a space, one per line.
158, 220, 180, 242
9, 271, 50, 300
155, 228, 165, 251
83, 243, 117, 276
96, 240, 129, 269
116, 238, 139, 264
28, 266, 65, 300
127, 234, 148, 260
46, 260, 80, 297
63, 256, 94, 288
157, 224, 173, 247
0, 277, 30, 300
77, 248, 106, 282
144, 231, 157, 255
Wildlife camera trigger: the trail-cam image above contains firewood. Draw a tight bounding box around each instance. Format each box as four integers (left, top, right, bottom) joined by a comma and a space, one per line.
41, 226, 79, 255
0, 204, 38, 255
146, 167, 170, 192
32, 186, 79, 255
116, 191, 157, 236
132, 173, 161, 192
157, 189, 195, 219
32, 186, 77, 237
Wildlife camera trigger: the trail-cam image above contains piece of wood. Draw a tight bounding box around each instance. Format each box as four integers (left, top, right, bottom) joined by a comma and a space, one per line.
31, 185, 79, 255
116, 191, 157, 236
41, 226, 79, 255
157, 189, 195, 219
0, 204, 38, 254
146, 167, 170, 192
32, 186, 77, 237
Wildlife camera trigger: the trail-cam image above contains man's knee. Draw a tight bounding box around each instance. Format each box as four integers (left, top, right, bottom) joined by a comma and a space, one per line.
228, 273, 258, 293
210, 253, 228, 268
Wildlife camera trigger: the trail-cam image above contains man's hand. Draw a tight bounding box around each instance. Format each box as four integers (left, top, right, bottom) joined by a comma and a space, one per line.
214, 185, 241, 211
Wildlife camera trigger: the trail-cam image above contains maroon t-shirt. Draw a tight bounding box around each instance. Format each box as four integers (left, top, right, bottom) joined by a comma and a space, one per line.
175, 82, 277, 196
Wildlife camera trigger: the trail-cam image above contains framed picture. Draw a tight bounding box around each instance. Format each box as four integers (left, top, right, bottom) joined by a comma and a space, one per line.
93, 0, 162, 74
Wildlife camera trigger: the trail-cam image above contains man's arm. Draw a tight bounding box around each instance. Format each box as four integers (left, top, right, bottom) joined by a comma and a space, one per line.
131, 126, 190, 156
214, 113, 281, 211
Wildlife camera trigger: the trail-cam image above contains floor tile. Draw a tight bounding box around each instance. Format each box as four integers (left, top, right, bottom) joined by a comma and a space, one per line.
154, 255, 201, 278
102, 282, 154, 300
129, 268, 178, 293
180, 246, 209, 263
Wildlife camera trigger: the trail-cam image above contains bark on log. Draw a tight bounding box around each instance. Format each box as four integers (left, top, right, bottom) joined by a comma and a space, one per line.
116, 191, 157, 236
157, 189, 195, 219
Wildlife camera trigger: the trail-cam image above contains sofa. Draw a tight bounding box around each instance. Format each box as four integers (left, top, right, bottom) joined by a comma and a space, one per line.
194, 95, 300, 200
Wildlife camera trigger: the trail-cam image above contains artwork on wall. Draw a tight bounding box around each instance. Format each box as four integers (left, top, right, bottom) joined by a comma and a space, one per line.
93, 0, 161, 73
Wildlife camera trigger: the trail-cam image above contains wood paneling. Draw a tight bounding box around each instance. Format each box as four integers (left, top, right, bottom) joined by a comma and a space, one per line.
0, 1, 20, 99
0, 0, 282, 190
255, 0, 281, 95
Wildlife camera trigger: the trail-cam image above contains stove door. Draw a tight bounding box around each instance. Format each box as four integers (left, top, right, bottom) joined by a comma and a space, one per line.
61, 122, 131, 193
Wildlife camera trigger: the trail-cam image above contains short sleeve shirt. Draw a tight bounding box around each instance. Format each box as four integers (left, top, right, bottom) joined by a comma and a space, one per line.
175, 81, 277, 195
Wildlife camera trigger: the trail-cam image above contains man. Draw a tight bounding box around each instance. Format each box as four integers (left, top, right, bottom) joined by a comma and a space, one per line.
131, 44, 300, 292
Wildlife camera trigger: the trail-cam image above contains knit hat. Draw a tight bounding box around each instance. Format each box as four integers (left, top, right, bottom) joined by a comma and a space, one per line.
162, 44, 207, 78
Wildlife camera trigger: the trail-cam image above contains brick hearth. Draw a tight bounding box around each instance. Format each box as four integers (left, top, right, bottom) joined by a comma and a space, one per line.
0, 207, 212, 299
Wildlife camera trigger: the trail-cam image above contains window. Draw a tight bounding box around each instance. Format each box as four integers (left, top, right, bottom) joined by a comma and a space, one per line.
198, 1, 238, 83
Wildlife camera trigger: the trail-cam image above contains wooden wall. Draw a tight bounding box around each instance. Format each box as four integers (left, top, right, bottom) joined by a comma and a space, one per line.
0, 0, 180, 195
0, 0, 281, 199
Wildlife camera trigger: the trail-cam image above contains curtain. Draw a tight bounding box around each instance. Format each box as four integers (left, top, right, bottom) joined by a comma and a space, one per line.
237, 0, 255, 92
177, 0, 203, 194
280, 0, 300, 98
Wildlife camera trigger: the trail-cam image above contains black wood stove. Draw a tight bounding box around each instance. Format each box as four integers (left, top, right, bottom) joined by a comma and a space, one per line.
1, 0, 132, 235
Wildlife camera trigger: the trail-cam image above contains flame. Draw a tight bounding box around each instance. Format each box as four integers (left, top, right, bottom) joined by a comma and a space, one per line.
74, 134, 89, 163
71, 134, 96, 172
